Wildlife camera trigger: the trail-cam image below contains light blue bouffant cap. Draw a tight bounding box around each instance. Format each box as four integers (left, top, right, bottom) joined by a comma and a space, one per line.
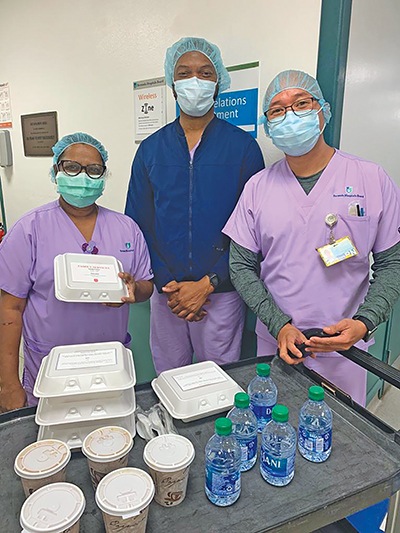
164, 37, 231, 92
51, 132, 108, 181
259, 69, 332, 136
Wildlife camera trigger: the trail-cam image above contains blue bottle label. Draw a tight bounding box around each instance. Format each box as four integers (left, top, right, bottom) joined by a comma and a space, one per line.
250, 400, 275, 421
298, 427, 332, 453
260, 447, 295, 478
239, 436, 258, 462
205, 468, 241, 497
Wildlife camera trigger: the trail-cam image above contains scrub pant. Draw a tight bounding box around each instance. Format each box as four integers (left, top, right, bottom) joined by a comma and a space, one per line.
150, 290, 245, 374
257, 335, 367, 407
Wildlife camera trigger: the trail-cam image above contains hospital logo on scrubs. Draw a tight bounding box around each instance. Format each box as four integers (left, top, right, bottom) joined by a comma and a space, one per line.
346, 186, 353, 194
121, 242, 134, 253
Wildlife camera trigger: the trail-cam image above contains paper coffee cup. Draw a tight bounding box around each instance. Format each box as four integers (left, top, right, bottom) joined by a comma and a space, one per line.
82, 426, 133, 490
143, 434, 195, 507
20, 482, 85, 533
15, 439, 71, 497
96, 467, 154, 533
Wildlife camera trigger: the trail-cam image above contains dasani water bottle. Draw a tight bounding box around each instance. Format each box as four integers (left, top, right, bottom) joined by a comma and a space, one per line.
227, 392, 258, 471
205, 417, 241, 506
298, 386, 332, 463
248, 363, 277, 433
260, 405, 296, 486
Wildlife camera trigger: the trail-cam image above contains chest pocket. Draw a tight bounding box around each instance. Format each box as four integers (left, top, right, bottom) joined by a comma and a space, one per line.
326, 214, 371, 259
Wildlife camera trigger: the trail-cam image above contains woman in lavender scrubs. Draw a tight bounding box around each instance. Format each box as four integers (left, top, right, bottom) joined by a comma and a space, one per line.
0, 132, 154, 412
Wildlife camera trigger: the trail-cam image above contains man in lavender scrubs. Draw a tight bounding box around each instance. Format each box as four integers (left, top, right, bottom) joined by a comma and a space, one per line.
0, 132, 153, 412
223, 70, 400, 406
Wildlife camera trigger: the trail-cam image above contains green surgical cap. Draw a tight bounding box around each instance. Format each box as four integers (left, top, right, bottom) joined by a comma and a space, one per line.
164, 37, 231, 93
259, 70, 332, 136
51, 132, 108, 182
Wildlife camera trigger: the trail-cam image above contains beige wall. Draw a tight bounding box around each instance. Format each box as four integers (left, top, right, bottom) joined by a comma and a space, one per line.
341, 0, 400, 186
0, 0, 322, 227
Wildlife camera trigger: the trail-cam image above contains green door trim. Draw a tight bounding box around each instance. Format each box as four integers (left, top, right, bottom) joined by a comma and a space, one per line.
316, 0, 353, 149
0, 177, 6, 233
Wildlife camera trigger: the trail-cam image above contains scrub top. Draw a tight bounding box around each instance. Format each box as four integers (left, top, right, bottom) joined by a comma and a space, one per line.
0, 200, 153, 402
223, 150, 400, 403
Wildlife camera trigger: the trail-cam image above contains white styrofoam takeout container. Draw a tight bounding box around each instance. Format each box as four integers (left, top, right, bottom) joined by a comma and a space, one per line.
151, 361, 244, 423
33, 341, 136, 399
36, 388, 136, 426
54, 252, 129, 303
37, 413, 136, 451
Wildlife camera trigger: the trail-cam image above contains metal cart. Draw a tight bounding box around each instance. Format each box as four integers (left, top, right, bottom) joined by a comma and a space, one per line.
1, 352, 400, 533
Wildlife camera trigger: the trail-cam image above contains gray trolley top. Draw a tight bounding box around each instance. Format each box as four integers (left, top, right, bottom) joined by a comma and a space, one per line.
2, 357, 400, 533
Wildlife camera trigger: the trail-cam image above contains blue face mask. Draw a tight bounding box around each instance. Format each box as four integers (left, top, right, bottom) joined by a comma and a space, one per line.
268, 109, 325, 157
56, 172, 105, 208
174, 77, 217, 117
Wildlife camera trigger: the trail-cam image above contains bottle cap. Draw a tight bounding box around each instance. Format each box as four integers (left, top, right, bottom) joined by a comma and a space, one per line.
234, 392, 250, 408
272, 405, 289, 423
215, 417, 232, 436
256, 363, 270, 377
309, 386, 325, 401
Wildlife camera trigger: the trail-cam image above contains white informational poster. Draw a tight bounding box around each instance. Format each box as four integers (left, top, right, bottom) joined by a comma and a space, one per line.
70, 262, 118, 284
133, 77, 167, 142
0, 82, 12, 129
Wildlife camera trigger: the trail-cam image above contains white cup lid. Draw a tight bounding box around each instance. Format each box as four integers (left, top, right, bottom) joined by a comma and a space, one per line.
20, 482, 85, 533
96, 468, 154, 518
143, 434, 195, 473
15, 440, 71, 479
82, 426, 133, 463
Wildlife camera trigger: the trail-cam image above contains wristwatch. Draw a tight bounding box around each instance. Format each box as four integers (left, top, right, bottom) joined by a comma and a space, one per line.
353, 315, 378, 342
208, 272, 219, 289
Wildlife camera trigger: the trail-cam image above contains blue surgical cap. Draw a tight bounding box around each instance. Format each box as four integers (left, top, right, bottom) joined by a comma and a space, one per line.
164, 37, 231, 93
51, 132, 108, 181
259, 70, 332, 136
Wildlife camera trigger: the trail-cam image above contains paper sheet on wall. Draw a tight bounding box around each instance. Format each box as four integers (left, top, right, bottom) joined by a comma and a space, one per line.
0, 82, 12, 129
133, 77, 167, 142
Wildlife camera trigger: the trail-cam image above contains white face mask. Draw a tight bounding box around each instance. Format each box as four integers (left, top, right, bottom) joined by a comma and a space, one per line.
174, 77, 217, 117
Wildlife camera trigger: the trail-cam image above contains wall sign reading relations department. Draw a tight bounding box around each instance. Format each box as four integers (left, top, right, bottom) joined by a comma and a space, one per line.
21, 111, 58, 157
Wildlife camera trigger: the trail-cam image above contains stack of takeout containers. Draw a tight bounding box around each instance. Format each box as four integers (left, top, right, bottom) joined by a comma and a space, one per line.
33, 341, 136, 449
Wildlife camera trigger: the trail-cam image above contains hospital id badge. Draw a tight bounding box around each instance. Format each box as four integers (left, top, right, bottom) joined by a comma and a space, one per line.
317, 236, 359, 267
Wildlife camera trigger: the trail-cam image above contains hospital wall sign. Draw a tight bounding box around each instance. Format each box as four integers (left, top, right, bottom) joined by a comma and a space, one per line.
215, 87, 258, 138
21, 111, 58, 157
133, 76, 167, 143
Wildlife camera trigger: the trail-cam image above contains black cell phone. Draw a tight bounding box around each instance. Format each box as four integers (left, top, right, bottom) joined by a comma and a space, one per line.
278, 328, 341, 359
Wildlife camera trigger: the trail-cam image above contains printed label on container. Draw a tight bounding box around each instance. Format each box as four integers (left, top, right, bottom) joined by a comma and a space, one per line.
70, 262, 119, 284
56, 348, 117, 370
173, 367, 227, 391
260, 448, 295, 478
205, 468, 241, 497
250, 401, 275, 422
240, 436, 258, 462
298, 428, 332, 453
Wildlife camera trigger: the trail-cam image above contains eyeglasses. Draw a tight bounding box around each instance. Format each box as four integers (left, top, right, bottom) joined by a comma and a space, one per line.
57, 160, 106, 179
265, 97, 317, 124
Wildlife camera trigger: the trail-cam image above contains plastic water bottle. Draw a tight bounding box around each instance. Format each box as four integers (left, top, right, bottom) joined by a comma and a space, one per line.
227, 392, 258, 471
298, 386, 332, 463
248, 363, 277, 433
205, 417, 241, 506
260, 405, 296, 486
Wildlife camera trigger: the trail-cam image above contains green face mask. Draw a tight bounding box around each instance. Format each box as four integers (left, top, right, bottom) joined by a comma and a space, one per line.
56, 172, 105, 208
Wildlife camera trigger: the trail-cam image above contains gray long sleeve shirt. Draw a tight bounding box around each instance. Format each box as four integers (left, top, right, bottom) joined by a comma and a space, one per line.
229, 173, 400, 339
